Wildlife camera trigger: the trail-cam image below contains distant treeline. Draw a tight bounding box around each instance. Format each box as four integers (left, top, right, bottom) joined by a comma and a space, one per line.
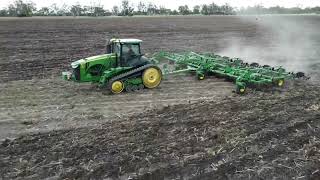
238, 5, 320, 15
0, 0, 319, 17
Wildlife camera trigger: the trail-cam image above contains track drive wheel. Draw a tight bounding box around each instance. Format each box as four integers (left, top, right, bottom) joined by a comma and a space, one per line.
142, 67, 162, 89
111, 81, 124, 94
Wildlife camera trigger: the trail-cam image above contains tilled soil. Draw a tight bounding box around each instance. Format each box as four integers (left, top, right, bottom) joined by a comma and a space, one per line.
2, 15, 310, 83
0, 75, 233, 140
0, 16, 259, 82
1, 81, 319, 179
1, 16, 320, 180
1, 16, 319, 81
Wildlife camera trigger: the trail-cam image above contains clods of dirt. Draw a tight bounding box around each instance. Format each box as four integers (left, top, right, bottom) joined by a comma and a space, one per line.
1, 81, 319, 179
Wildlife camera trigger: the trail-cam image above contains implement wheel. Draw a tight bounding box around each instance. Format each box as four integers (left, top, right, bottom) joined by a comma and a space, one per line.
236, 86, 246, 94
142, 67, 162, 89
111, 81, 124, 94
198, 74, 205, 80
277, 79, 285, 87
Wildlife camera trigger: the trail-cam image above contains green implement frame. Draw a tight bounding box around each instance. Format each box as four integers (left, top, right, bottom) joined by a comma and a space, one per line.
154, 51, 307, 94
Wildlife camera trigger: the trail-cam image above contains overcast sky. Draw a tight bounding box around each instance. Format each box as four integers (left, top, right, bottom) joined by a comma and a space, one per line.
1, 0, 320, 9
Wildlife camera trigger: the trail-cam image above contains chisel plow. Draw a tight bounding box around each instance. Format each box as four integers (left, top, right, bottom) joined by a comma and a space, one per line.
153, 51, 308, 94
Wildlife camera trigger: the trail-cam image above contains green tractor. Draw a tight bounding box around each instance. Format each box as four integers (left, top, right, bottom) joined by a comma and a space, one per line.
62, 38, 162, 93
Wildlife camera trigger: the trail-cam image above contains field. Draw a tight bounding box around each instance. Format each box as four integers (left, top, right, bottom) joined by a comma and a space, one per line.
0, 16, 320, 179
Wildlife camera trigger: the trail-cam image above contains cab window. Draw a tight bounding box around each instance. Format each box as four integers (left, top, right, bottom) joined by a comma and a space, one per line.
122, 44, 140, 57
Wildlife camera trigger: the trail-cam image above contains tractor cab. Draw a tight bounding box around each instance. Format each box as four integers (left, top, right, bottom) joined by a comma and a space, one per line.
107, 39, 148, 68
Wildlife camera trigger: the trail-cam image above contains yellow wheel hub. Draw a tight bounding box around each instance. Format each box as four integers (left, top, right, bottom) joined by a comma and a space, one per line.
278, 79, 284, 87
142, 67, 162, 89
111, 81, 124, 94
239, 88, 245, 93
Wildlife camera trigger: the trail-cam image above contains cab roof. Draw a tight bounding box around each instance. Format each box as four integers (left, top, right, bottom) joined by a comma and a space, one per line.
110, 38, 143, 44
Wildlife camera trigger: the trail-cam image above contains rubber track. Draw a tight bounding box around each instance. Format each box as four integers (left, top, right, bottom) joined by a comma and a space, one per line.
107, 64, 160, 91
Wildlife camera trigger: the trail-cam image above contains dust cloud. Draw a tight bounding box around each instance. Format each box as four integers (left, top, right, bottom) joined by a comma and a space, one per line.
218, 15, 320, 75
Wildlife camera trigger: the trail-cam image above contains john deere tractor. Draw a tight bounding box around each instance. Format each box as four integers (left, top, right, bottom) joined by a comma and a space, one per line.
62, 39, 162, 93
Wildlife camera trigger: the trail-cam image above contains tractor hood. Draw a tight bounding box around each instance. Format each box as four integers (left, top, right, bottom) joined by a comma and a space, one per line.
71, 54, 112, 68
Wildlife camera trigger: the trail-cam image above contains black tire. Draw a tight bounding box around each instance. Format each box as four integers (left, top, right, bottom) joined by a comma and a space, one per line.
197, 74, 205, 80
250, 62, 260, 67
125, 85, 133, 92
296, 72, 305, 78
236, 86, 246, 94
132, 85, 139, 91
138, 84, 144, 90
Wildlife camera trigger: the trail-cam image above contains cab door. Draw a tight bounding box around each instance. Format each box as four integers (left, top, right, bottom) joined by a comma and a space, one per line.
112, 42, 121, 67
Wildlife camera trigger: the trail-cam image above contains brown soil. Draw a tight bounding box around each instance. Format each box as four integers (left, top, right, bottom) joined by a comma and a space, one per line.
0, 75, 233, 140
0, 16, 320, 179
0, 16, 267, 82
1, 81, 320, 179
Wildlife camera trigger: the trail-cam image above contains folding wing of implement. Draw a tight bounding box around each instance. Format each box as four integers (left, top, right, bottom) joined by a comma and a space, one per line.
154, 51, 308, 94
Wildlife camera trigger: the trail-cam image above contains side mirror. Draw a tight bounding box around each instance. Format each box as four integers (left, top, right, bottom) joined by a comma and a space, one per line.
106, 44, 112, 53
